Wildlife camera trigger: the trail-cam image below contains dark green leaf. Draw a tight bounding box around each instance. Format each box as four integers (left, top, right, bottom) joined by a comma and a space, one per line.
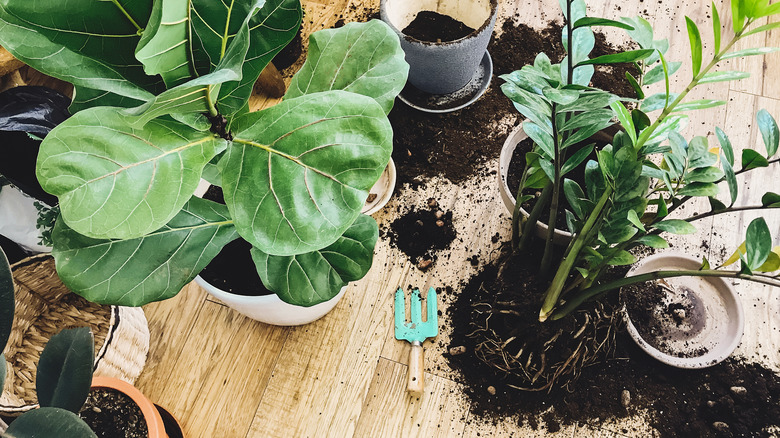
611, 101, 636, 144
716, 127, 735, 165
656, 194, 669, 218
757, 108, 779, 157
524, 122, 555, 158
745, 217, 771, 270
654, 219, 697, 234
762, 192, 780, 207
573, 17, 635, 30
4, 407, 97, 438
501, 82, 552, 125
225, 91, 390, 255
37, 107, 227, 240
542, 87, 579, 105
686, 167, 724, 182
685, 17, 703, 78
722, 157, 738, 206
585, 160, 606, 202
252, 214, 378, 306
52, 198, 239, 306
558, 90, 618, 112
713, 1, 722, 53
732, 0, 746, 33
565, 209, 580, 234
135, 0, 194, 88
742, 148, 770, 169
688, 136, 719, 168
632, 109, 652, 132
701, 256, 711, 270
562, 144, 594, 175
606, 250, 637, 266
678, 182, 719, 197
637, 234, 670, 248
576, 49, 655, 66
70, 86, 145, 113
285, 20, 408, 114
709, 196, 728, 212
625, 72, 645, 99
0, 248, 12, 351
559, 109, 613, 132
563, 178, 588, 219
627, 209, 646, 231
36, 327, 93, 412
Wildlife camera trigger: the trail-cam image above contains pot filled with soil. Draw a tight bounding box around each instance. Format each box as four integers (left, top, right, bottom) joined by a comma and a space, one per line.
622, 253, 745, 369
362, 158, 397, 216
81, 376, 182, 438
380, 0, 498, 99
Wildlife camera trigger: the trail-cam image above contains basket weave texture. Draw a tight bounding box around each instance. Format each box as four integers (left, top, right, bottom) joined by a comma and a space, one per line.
0, 255, 150, 415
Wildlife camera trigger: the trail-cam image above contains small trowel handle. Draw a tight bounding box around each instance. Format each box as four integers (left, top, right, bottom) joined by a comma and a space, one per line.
408, 340, 424, 396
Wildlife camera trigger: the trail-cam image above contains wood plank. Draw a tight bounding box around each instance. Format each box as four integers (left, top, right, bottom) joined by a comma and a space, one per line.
353, 357, 470, 437
138, 296, 289, 438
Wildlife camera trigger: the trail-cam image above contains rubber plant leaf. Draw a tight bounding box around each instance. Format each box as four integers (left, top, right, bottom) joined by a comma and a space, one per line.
0, 0, 160, 102
251, 214, 378, 306
0, 86, 70, 136
36, 327, 94, 413
51, 197, 239, 306
3, 407, 97, 438
286, 20, 409, 115
37, 107, 227, 240
0, 247, 13, 351
223, 90, 391, 256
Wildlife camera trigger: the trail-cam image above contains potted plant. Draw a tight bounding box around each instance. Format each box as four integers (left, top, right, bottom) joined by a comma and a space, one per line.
463, 0, 780, 390
0, 1, 409, 323
380, 0, 497, 111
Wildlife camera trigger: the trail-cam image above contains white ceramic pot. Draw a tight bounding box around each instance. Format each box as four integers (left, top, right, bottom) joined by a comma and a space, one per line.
498, 125, 572, 246
0, 185, 51, 253
623, 253, 745, 369
362, 158, 397, 216
195, 276, 347, 326
380, 0, 498, 95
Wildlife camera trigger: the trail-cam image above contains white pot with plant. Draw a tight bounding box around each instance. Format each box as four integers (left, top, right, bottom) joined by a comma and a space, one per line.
0, 1, 409, 324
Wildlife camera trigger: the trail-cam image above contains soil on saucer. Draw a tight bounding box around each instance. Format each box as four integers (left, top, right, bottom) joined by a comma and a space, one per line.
79, 388, 149, 438
403, 11, 475, 42
384, 200, 457, 269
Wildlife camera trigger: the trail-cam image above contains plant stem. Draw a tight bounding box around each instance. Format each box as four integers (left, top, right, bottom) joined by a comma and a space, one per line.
111, 0, 142, 33
517, 184, 552, 252
566, 0, 574, 84
206, 85, 219, 117
540, 104, 563, 277
550, 268, 780, 320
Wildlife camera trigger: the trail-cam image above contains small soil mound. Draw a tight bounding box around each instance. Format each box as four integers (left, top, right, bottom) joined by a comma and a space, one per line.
403, 11, 475, 42
80, 388, 149, 438
385, 199, 457, 269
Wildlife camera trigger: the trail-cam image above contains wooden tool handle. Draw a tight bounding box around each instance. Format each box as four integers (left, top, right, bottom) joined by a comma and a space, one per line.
408, 341, 424, 396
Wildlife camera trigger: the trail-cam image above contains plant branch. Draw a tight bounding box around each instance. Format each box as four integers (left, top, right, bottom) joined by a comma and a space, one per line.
516, 184, 552, 252
111, 0, 142, 33
206, 85, 219, 117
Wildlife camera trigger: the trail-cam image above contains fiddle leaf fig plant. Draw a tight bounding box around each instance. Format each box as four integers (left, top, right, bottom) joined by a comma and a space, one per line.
502, 0, 780, 321
0, 0, 409, 307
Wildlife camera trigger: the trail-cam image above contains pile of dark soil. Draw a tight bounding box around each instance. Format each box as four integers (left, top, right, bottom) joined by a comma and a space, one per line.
403, 11, 475, 42
390, 20, 639, 189
80, 388, 149, 438
446, 252, 780, 437
384, 199, 457, 269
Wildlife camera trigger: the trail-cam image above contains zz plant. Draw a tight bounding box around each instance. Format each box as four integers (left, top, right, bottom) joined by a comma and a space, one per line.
0, 248, 97, 438
502, 0, 780, 322
0, 0, 409, 307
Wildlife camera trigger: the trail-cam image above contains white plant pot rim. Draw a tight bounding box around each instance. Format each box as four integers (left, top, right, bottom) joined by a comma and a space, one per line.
362, 158, 396, 216
195, 275, 347, 326
497, 124, 572, 245
623, 252, 745, 369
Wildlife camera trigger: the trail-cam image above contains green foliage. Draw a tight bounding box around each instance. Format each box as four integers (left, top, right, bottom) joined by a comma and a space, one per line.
3, 407, 97, 438
36, 327, 94, 413
0, 0, 409, 308
0, 248, 13, 350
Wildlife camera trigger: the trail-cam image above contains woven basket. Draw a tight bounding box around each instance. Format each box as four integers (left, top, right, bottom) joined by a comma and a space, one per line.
0, 254, 150, 415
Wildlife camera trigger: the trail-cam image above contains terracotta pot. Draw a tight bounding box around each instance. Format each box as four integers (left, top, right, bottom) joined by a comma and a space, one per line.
497, 125, 572, 246
362, 158, 397, 216
195, 276, 347, 326
623, 253, 745, 369
90, 376, 184, 438
380, 0, 498, 95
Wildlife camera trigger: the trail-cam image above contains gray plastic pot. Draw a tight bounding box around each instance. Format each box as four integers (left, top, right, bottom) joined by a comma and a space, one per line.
380, 0, 498, 95
623, 253, 745, 369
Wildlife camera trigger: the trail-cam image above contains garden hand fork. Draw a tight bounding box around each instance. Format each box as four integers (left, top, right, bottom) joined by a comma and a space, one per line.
394, 287, 438, 396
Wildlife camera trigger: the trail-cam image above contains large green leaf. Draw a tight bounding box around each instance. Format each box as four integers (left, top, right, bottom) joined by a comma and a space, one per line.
70, 86, 147, 114
286, 20, 409, 115
575, 49, 654, 66
223, 91, 391, 256
52, 197, 239, 306
685, 17, 703, 78
745, 217, 771, 271
0, 248, 12, 351
252, 214, 378, 306
757, 108, 779, 157
653, 219, 697, 235
136, 0, 195, 88
742, 148, 770, 169
37, 107, 226, 240
762, 192, 780, 207
699, 71, 750, 84
4, 407, 97, 438
0, 0, 160, 101
36, 327, 93, 413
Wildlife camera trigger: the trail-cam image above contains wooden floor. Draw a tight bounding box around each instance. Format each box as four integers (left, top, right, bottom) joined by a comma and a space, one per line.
133, 0, 780, 436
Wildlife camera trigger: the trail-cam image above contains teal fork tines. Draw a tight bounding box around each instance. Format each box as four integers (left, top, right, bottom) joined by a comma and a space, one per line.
394, 287, 438, 342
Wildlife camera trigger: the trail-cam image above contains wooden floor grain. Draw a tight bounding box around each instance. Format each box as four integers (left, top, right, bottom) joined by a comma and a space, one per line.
135, 0, 780, 436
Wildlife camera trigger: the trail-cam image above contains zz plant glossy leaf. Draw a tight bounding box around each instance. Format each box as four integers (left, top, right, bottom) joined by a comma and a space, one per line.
37, 107, 227, 240
286, 20, 409, 115
36, 327, 93, 413
3, 407, 97, 438
224, 90, 391, 256
51, 197, 239, 306
252, 214, 378, 306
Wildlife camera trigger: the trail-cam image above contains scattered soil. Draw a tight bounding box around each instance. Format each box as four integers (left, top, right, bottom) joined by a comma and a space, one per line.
403, 11, 475, 43
384, 199, 457, 269
390, 20, 639, 189
446, 247, 780, 437
79, 388, 149, 438
198, 185, 272, 296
